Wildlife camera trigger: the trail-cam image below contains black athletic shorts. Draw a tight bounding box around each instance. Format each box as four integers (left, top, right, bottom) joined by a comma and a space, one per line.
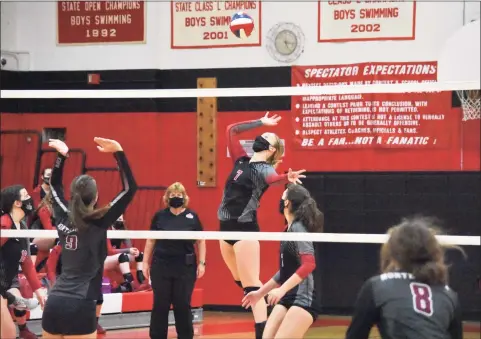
42, 295, 97, 335
219, 220, 259, 246
278, 298, 319, 322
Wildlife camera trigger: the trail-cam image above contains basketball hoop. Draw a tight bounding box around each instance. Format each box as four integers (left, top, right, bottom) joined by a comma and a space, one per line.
457, 89, 481, 121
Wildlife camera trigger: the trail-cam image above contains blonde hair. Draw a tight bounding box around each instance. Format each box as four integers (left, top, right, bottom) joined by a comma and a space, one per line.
266, 134, 284, 168
163, 182, 189, 208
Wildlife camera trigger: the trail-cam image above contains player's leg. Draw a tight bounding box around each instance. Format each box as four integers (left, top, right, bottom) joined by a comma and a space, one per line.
273, 306, 314, 339
262, 304, 288, 339
8, 285, 37, 339
219, 240, 241, 284
234, 239, 267, 339
41, 331, 63, 339
104, 253, 133, 292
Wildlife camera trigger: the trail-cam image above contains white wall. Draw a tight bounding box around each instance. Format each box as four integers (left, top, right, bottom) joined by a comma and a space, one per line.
1, 1, 479, 71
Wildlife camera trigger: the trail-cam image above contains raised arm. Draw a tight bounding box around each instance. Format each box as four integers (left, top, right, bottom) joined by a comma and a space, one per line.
50, 153, 70, 217
226, 120, 263, 162
97, 151, 138, 228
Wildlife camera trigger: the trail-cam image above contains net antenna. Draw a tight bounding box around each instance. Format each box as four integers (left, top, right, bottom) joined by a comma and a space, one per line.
438, 19, 481, 121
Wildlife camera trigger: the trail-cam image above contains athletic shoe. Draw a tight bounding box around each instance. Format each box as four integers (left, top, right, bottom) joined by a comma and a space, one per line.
12, 297, 39, 311
97, 323, 106, 335
19, 327, 37, 339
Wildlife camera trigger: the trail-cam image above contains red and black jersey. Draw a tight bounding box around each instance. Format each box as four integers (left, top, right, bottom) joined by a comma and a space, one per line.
218, 120, 288, 224
346, 273, 462, 339
49, 152, 137, 301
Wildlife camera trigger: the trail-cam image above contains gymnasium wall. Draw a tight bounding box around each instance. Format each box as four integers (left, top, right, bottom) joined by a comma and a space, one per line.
1, 107, 480, 313
1, 1, 480, 70
1, 0, 480, 317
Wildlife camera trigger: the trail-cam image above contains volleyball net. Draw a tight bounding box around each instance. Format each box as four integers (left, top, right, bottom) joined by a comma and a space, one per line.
1, 79, 480, 247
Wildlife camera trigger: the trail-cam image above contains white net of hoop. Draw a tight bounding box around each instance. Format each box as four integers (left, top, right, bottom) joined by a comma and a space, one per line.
456, 89, 481, 121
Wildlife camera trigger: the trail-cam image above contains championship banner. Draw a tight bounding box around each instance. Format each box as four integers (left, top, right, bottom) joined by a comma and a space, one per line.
318, 1, 416, 42
57, 1, 145, 45
171, 1, 261, 49
291, 62, 453, 150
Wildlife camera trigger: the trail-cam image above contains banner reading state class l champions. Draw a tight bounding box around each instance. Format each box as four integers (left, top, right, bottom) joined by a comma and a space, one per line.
171, 1, 261, 48
291, 62, 454, 150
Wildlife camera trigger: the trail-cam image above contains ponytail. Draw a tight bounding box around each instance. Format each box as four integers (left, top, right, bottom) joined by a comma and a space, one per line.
68, 193, 91, 232
294, 197, 324, 233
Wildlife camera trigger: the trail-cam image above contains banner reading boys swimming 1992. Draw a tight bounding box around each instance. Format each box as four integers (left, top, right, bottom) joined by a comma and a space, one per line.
291, 62, 454, 150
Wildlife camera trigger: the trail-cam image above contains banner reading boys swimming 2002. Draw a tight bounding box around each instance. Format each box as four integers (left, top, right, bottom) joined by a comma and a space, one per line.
171, 1, 261, 48
291, 62, 454, 150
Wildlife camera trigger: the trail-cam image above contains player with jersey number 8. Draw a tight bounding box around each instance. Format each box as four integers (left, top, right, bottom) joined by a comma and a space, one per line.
41, 137, 137, 339
346, 216, 465, 339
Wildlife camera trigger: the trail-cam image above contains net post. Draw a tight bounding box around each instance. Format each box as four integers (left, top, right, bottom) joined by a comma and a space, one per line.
196, 77, 217, 188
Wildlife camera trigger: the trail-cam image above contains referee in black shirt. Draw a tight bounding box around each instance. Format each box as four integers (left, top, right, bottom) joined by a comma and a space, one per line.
143, 182, 206, 339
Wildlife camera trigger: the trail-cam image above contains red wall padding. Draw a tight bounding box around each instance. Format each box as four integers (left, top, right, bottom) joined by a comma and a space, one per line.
1, 111, 479, 305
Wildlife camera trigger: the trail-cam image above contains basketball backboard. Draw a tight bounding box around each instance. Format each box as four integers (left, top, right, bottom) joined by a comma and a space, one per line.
437, 19, 480, 84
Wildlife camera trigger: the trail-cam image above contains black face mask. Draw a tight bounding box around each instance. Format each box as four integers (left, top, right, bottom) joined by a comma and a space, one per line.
169, 197, 184, 208
43, 177, 51, 184
21, 198, 34, 216
113, 221, 124, 230
279, 198, 286, 215
252, 136, 271, 153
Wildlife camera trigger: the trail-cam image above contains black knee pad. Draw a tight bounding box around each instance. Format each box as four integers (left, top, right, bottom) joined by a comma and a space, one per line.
135, 252, 143, 262
118, 253, 130, 264
96, 298, 103, 305
29, 243, 38, 256
235, 280, 243, 289
13, 309, 27, 317
243, 286, 260, 296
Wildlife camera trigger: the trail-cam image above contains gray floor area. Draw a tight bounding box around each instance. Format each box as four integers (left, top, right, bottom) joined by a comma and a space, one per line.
26, 308, 203, 336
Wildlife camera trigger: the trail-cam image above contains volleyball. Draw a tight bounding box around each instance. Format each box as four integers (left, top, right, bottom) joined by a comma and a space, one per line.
230, 12, 255, 39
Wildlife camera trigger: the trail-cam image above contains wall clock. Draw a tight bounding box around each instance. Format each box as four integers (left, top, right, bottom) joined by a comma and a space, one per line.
266, 23, 305, 63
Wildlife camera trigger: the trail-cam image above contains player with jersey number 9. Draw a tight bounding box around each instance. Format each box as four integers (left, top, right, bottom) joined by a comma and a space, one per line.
346, 216, 466, 339
41, 137, 137, 339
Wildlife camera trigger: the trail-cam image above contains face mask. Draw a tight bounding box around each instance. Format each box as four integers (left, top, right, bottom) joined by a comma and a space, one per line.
252, 136, 271, 153
20, 198, 34, 216
169, 197, 184, 208
279, 198, 286, 215
113, 221, 124, 230
43, 177, 51, 184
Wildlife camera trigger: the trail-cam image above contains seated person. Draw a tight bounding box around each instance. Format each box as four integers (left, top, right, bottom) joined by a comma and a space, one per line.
104, 215, 148, 292
5, 276, 40, 339
29, 191, 57, 271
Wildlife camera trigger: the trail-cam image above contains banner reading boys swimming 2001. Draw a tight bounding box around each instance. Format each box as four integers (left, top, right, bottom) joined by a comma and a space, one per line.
171, 1, 261, 48
291, 62, 454, 150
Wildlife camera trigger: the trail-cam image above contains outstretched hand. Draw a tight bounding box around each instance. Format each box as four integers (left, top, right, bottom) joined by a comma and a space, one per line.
287, 168, 306, 185
48, 139, 69, 156
260, 112, 281, 126
94, 137, 123, 153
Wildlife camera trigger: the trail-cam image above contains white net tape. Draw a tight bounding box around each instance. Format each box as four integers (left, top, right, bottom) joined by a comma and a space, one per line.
456, 89, 481, 121
1, 229, 480, 246
1, 80, 480, 99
